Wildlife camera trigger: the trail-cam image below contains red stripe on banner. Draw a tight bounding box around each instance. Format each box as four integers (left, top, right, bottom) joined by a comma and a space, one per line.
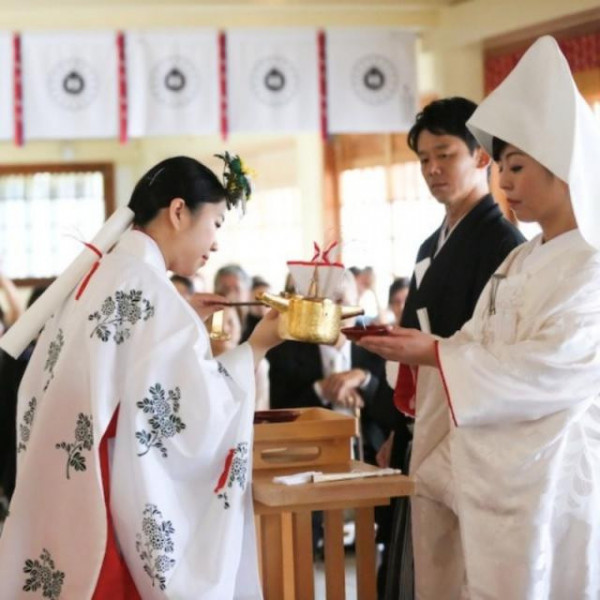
117, 32, 128, 144
218, 31, 228, 141
12, 33, 23, 147
317, 30, 328, 141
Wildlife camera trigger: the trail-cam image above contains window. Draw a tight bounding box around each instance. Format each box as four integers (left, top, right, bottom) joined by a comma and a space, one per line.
339, 162, 444, 303
203, 186, 305, 292
0, 163, 114, 285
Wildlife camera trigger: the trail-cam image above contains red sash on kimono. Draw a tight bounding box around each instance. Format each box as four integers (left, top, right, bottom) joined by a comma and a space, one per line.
92, 408, 140, 600
393, 363, 417, 417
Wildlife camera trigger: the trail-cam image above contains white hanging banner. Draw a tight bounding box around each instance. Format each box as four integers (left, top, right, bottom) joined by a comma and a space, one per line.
227, 28, 320, 134
0, 33, 14, 141
126, 29, 220, 138
21, 31, 119, 140
326, 28, 418, 133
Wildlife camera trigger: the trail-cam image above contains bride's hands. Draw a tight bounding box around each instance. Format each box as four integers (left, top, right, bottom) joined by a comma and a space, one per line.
358, 327, 437, 367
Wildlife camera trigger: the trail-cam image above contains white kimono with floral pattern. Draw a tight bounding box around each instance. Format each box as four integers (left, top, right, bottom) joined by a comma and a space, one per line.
0, 230, 262, 599
435, 229, 600, 599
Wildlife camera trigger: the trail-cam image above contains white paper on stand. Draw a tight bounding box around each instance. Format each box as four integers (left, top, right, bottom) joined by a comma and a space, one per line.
312, 468, 401, 483
0, 207, 134, 359
287, 261, 345, 298
272, 471, 322, 486
316, 263, 345, 299
272, 467, 401, 485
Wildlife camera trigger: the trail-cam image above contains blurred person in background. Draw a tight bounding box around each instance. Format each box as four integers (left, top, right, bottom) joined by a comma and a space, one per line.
213, 264, 250, 354
214, 263, 250, 305
382, 277, 410, 326
351, 266, 381, 324
240, 275, 270, 343
170, 274, 195, 301
170, 272, 241, 357
240, 276, 271, 410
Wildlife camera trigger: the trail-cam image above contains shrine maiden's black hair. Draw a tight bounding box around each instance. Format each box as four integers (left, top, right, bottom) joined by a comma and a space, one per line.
128, 156, 227, 226
408, 97, 480, 155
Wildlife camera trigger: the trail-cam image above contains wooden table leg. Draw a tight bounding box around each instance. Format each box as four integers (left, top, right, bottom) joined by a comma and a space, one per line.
324, 509, 346, 600
281, 513, 295, 599
355, 507, 377, 600
292, 511, 315, 600
261, 513, 285, 600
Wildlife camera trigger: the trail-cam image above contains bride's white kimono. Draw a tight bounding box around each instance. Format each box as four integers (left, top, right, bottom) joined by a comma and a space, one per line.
406, 34, 600, 600
0, 230, 262, 599
436, 229, 600, 599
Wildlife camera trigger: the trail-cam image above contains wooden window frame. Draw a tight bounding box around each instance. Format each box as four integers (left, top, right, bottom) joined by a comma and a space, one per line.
0, 162, 115, 287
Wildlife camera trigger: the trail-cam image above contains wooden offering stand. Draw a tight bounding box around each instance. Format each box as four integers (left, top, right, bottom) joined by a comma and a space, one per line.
253, 407, 414, 600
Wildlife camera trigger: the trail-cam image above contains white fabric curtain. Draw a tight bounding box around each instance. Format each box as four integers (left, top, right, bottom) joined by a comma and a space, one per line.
227, 28, 320, 134
10, 27, 421, 141
21, 31, 119, 140
326, 28, 418, 133
126, 29, 220, 138
0, 33, 14, 141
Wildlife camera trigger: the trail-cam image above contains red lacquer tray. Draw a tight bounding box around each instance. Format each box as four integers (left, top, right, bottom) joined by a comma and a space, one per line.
254, 410, 300, 424
341, 325, 390, 342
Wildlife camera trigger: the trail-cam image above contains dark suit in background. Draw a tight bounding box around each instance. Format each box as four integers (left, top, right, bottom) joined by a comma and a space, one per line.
267, 340, 396, 463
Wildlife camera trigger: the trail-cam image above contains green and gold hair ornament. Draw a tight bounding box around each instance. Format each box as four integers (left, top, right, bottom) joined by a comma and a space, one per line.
215, 151, 253, 215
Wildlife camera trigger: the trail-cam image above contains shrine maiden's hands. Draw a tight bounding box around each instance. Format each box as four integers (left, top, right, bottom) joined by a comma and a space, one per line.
188, 293, 228, 322
318, 369, 366, 410
358, 327, 437, 367
248, 309, 282, 366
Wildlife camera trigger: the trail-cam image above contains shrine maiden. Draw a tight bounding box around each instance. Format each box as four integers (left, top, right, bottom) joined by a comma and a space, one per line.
360, 37, 600, 599
0, 156, 280, 598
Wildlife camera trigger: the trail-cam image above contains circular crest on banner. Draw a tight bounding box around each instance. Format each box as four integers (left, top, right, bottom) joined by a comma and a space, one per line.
150, 56, 200, 108
351, 55, 399, 105
250, 56, 298, 107
47, 59, 99, 111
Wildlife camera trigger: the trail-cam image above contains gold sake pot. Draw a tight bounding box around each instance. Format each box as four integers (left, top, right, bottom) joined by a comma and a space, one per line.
257, 292, 364, 345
